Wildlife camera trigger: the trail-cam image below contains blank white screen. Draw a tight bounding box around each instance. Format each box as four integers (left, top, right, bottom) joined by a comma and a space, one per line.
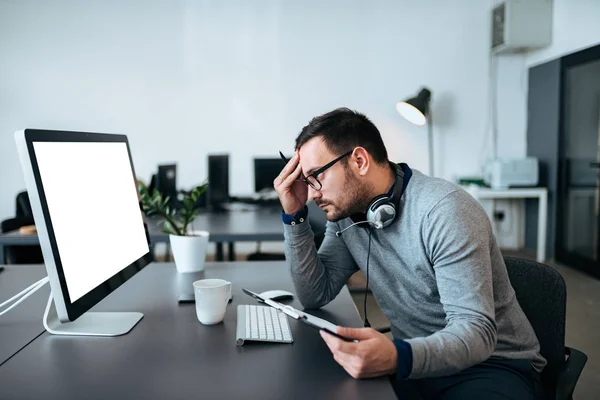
33, 141, 149, 302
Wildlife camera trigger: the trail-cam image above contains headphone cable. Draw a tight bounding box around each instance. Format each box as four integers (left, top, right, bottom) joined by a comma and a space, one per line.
363, 227, 372, 328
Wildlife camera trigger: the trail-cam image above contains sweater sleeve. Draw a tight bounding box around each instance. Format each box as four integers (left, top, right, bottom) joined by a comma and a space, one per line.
284, 218, 359, 309
405, 190, 498, 378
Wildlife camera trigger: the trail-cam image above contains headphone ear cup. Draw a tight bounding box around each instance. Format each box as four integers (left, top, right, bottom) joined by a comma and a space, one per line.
366, 196, 396, 229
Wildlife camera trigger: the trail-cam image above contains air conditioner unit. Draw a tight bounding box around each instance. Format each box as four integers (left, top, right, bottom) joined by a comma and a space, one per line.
491, 0, 552, 54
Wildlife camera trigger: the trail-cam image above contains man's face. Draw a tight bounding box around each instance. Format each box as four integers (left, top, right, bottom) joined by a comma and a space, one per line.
298, 137, 371, 221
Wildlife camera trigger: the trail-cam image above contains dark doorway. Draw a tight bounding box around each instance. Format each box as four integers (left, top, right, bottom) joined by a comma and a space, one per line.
556, 43, 600, 278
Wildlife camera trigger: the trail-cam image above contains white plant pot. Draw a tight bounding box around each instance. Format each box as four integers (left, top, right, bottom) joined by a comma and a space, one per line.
169, 231, 210, 273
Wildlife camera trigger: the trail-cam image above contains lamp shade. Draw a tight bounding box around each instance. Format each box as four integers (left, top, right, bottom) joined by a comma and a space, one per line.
396, 88, 431, 126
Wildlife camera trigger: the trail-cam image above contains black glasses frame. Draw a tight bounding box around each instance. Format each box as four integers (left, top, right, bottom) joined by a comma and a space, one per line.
301, 151, 353, 190
279, 150, 353, 191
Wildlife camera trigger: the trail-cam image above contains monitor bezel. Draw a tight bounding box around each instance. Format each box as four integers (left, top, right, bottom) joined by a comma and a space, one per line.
17, 129, 153, 322
253, 157, 282, 193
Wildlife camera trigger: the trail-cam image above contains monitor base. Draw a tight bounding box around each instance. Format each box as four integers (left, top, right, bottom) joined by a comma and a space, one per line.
43, 294, 143, 336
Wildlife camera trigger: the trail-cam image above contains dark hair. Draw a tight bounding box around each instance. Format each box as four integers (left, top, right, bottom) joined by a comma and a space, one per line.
295, 107, 388, 165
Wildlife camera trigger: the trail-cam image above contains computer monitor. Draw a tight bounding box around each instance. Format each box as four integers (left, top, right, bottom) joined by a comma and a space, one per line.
253, 158, 282, 193
156, 163, 178, 208
15, 129, 153, 336
207, 154, 229, 209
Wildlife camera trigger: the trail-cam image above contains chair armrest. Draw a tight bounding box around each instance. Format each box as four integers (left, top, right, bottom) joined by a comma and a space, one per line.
555, 346, 587, 400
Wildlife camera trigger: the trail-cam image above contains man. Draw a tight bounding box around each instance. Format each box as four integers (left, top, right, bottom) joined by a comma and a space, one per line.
273, 108, 546, 399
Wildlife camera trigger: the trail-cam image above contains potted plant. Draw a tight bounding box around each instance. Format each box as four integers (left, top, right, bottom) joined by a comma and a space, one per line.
138, 180, 210, 273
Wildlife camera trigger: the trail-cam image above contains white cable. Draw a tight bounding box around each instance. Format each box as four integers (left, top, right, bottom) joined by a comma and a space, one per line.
0, 277, 49, 316
479, 0, 500, 175
0, 276, 48, 308
335, 220, 382, 237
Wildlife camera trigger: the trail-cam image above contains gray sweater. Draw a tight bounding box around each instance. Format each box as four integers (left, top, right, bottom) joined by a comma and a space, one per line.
283, 169, 546, 379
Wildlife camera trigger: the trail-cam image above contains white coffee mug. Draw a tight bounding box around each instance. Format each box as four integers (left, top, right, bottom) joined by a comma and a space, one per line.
193, 279, 232, 325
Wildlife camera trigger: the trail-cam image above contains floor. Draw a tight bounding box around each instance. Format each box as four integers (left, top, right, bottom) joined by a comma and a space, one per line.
348, 249, 600, 399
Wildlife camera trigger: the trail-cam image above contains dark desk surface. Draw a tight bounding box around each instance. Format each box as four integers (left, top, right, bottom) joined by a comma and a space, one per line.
0, 265, 49, 366
0, 262, 395, 399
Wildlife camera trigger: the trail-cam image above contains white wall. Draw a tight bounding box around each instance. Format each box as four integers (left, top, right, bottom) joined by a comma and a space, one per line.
0, 0, 502, 222
488, 0, 600, 251
526, 0, 600, 68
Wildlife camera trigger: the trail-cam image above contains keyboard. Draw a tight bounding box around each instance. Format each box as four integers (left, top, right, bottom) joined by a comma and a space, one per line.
236, 304, 293, 346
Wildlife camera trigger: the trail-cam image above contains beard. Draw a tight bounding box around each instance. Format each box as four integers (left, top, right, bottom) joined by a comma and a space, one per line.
318, 167, 374, 222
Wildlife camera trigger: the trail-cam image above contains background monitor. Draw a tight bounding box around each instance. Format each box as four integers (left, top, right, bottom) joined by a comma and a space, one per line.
253, 158, 282, 193
15, 129, 153, 336
207, 154, 229, 209
156, 163, 178, 208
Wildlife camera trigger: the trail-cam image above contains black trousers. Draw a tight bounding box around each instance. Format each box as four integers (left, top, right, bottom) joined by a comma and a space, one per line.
391, 357, 544, 400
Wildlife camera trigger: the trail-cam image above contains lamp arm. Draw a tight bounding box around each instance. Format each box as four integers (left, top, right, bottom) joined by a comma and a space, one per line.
428, 110, 434, 177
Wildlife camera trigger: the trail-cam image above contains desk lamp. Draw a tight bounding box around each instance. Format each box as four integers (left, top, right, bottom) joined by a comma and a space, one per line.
396, 88, 434, 176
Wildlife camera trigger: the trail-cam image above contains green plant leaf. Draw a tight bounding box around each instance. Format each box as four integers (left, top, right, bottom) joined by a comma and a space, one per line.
138, 179, 208, 237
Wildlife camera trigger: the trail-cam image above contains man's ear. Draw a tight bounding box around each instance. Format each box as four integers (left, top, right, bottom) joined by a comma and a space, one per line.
351, 147, 370, 176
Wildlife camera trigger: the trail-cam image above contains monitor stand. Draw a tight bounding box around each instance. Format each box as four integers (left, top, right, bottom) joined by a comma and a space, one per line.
43, 294, 143, 336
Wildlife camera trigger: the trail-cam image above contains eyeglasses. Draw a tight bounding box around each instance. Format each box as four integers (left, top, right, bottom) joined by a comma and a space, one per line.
279, 150, 353, 191
301, 151, 353, 191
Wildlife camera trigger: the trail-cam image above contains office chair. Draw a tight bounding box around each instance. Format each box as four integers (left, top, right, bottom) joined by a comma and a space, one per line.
1, 216, 44, 264
375, 256, 587, 400
16, 190, 33, 217
0, 191, 43, 264
246, 201, 327, 261
503, 256, 587, 400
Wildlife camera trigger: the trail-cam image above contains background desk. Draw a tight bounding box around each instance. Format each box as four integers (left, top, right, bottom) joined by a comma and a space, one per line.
0, 262, 396, 399
148, 207, 285, 261
0, 208, 285, 263
466, 187, 548, 263
0, 265, 49, 366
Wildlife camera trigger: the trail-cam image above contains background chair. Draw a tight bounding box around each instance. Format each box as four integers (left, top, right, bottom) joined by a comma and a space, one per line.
376, 256, 587, 399
0, 191, 44, 264
15, 190, 33, 217
1, 216, 44, 264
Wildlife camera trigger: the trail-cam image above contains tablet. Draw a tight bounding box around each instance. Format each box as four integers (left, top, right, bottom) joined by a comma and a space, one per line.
242, 288, 357, 342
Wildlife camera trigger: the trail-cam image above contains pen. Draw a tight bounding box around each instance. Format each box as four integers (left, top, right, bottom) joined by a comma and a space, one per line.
279, 151, 305, 181
279, 151, 289, 166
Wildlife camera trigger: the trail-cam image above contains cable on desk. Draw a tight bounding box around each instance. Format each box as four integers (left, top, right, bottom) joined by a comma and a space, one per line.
0, 276, 49, 317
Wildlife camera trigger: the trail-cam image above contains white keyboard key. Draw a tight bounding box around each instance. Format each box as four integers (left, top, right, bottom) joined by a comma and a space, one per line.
236, 304, 293, 345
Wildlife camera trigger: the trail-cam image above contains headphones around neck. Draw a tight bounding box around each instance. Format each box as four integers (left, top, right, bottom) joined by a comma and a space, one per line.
356, 163, 411, 229
342, 162, 412, 328
335, 163, 412, 237
365, 193, 399, 230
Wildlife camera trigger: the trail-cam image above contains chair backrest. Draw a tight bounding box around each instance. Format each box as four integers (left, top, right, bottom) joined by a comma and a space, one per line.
503, 256, 566, 395
15, 191, 33, 217
1, 216, 44, 264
